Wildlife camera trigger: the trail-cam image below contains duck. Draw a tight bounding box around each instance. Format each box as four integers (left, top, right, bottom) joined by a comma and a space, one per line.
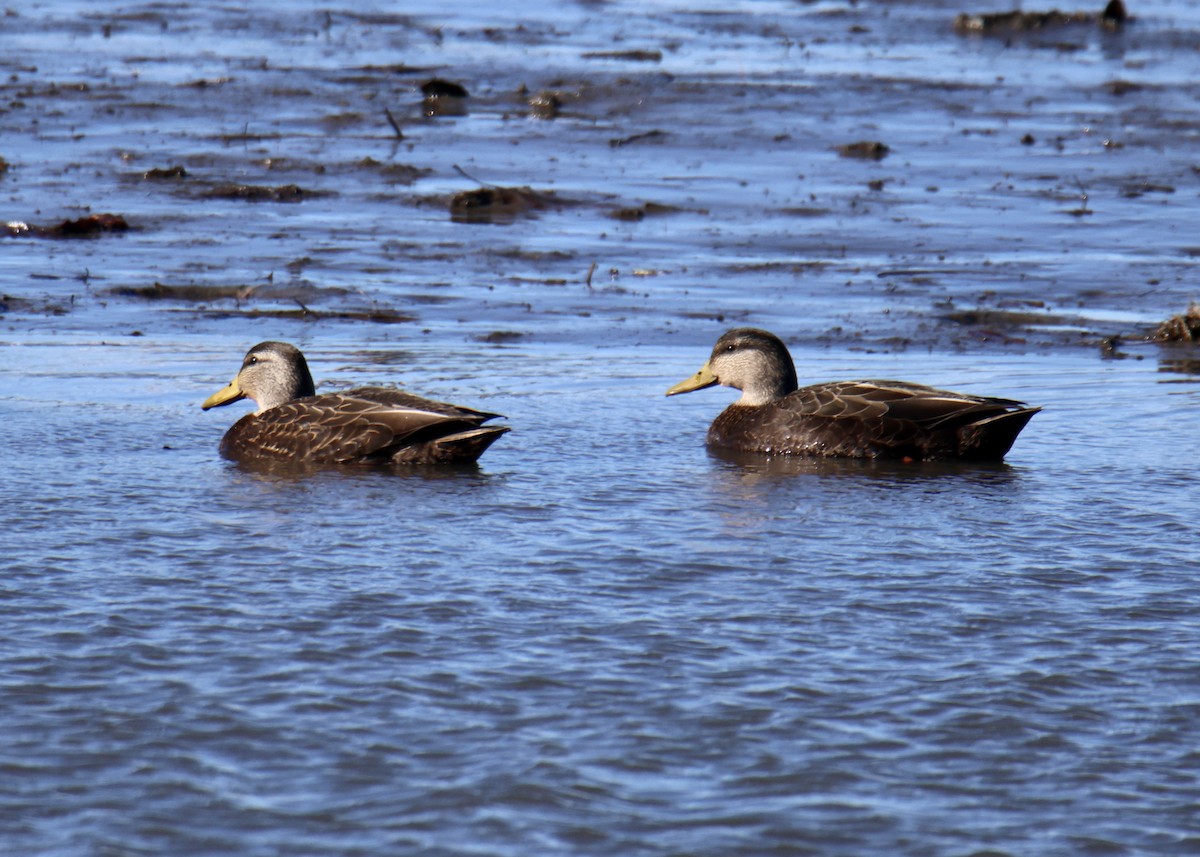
666, 327, 1039, 461
201, 341, 509, 465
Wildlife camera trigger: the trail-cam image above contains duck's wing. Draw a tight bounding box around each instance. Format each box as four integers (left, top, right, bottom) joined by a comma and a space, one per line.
220, 394, 481, 463
795, 380, 1038, 459
806, 380, 1028, 427
714, 380, 1037, 459
345, 386, 504, 423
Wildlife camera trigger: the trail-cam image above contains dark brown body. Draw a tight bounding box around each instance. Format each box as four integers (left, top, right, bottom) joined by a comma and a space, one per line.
219, 387, 508, 465
706, 379, 1039, 461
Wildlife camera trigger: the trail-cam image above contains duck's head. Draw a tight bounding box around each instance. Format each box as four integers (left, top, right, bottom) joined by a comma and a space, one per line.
202, 341, 316, 414
665, 327, 799, 406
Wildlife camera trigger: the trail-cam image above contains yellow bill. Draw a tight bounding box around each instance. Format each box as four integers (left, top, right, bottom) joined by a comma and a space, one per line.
665, 362, 718, 396
202, 377, 245, 410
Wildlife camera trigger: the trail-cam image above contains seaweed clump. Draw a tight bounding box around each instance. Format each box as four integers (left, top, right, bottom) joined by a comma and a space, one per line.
1150, 304, 1200, 343
955, 0, 1127, 34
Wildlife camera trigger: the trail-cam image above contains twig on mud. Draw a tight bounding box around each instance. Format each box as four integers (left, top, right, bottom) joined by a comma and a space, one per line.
234, 285, 256, 308
453, 164, 501, 188
383, 108, 404, 139
1074, 177, 1090, 213
1063, 177, 1093, 217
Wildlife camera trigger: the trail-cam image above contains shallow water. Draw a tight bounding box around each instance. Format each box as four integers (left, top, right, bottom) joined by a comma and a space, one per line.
3, 2, 1200, 855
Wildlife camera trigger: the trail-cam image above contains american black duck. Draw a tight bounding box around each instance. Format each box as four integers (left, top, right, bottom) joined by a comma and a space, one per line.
202, 341, 509, 465
666, 328, 1039, 461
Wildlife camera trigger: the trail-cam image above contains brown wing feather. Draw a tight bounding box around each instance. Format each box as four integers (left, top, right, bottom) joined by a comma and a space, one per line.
387, 426, 512, 464
220, 394, 476, 463
345, 386, 503, 423
707, 380, 1037, 460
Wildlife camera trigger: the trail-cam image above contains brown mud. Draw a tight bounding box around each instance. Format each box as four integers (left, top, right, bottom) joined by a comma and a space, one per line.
1, 0, 1198, 368
955, 0, 1128, 35
1150, 303, 1200, 342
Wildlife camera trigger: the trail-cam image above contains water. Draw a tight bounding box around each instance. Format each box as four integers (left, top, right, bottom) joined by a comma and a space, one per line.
3, 2, 1200, 855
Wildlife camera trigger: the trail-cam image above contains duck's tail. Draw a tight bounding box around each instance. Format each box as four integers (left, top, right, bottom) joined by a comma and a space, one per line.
388, 426, 511, 464
957, 407, 1041, 460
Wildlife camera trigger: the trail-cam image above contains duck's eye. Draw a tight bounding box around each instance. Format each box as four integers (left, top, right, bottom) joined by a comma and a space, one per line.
247, 356, 258, 366
725, 344, 736, 352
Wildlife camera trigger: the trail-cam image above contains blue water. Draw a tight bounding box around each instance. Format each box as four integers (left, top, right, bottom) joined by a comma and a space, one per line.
3, 336, 1198, 855
3, 1, 1200, 854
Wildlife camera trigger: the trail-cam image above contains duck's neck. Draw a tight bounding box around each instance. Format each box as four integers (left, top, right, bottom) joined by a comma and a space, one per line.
734, 370, 797, 407
254, 369, 315, 413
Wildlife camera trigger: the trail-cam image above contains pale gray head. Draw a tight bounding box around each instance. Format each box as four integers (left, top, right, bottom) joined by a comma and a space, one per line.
201, 341, 316, 413
666, 327, 799, 406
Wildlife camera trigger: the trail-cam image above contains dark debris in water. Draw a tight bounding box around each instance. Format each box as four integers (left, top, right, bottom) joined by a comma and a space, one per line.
358, 64, 439, 76
528, 91, 562, 120
0, 293, 36, 314
0, 291, 75, 316
779, 206, 833, 218
609, 201, 695, 221
582, 49, 663, 62
476, 330, 525, 344
941, 308, 1068, 328
1120, 181, 1174, 198
935, 305, 1105, 348
197, 306, 417, 323
838, 141, 890, 160
1105, 79, 1143, 97
955, 0, 1127, 35
1150, 305, 1200, 343
421, 78, 469, 116
514, 82, 584, 121
421, 78, 469, 99
183, 76, 234, 88
204, 183, 313, 202
357, 157, 428, 184
107, 282, 255, 302
5, 213, 130, 238
609, 130, 667, 148
449, 186, 559, 223
54, 213, 131, 236
143, 165, 188, 180
926, 296, 1200, 355
1099, 335, 1126, 359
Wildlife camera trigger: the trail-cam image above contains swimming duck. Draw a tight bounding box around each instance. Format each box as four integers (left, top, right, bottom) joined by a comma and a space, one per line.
666, 327, 1039, 461
202, 341, 509, 465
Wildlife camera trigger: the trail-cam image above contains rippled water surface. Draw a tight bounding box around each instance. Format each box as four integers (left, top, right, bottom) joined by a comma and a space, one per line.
4, 1, 1200, 855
